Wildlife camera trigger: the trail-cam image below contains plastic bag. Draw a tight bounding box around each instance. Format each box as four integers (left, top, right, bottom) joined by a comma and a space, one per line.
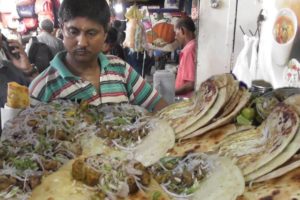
232, 35, 259, 87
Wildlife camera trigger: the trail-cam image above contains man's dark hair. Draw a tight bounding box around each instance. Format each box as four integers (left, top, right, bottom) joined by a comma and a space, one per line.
40, 19, 54, 33
175, 16, 196, 32
58, 0, 111, 32
105, 27, 118, 46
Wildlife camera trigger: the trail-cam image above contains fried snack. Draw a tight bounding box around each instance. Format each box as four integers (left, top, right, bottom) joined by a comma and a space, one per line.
6, 82, 29, 109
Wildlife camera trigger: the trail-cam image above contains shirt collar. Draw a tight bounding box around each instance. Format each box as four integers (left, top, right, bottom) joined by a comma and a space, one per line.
50, 51, 110, 79
183, 39, 196, 51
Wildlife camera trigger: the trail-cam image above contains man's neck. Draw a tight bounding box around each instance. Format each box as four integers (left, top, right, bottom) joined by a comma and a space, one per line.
65, 54, 100, 77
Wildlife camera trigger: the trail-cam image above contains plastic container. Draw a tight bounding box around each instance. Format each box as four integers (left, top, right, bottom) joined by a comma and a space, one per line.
250, 80, 273, 96
153, 70, 175, 104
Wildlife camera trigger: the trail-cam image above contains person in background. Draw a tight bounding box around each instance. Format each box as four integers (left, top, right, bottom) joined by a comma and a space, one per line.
29, 0, 168, 112
26, 19, 64, 56
102, 27, 125, 60
55, 28, 64, 40
174, 16, 196, 98
0, 32, 38, 132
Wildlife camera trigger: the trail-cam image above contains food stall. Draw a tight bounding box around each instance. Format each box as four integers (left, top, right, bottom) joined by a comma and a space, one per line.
0, 0, 300, 200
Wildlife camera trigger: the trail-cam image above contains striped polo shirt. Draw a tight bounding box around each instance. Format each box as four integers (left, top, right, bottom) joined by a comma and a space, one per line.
29, 52, 161, 111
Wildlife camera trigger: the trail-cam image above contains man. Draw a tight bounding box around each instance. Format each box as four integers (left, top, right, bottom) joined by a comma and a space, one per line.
26, 19, 64, 56
29, 0, 167, 112
102, 27, 125, 60
174, 17, 196, 97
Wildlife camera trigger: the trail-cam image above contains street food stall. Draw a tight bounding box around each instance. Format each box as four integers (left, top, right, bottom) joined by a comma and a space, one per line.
1, 0, 300, 200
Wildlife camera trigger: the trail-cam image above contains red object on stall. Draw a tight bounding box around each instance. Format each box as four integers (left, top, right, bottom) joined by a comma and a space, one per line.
15, 0, 36, 6
35, 0, 53, 14
35, 0, 60, 27
146, 22, 175, 44
21, 17, 38, 30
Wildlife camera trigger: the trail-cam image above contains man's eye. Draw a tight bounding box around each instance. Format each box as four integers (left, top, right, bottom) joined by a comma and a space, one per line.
87, 31, 97, 37
68, 29, 79, 36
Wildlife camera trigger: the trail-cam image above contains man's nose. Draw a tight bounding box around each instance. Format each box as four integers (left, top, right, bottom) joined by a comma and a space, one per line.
77, 33, 88, 47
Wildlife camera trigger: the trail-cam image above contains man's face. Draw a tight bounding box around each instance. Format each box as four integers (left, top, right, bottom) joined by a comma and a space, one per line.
174, 27, 184, 47
61, 17, 107, 63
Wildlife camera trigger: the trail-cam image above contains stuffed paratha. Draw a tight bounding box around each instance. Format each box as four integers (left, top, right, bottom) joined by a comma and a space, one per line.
0, 101, 173, 198
168, 124, 254, 156
30, 158, 171, 200
149, 153, 245, 200
0, 100, 87, 199
157, 78, 219, 133
245, 117, 300, 182
218, 103, 299, 175
238, 167, 300, 200
253, 153, 300, 183
183, 89, 251, 139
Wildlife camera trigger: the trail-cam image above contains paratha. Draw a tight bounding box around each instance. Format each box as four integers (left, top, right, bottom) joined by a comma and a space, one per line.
245, 113, 300, 182
30, 158, 171, 200
71, 153, 151, 199
218, 103, 299, 175
174, 74, 237, 135
157, 78, 219, 133
253, 153, 300, 183
183, 89, 251, 139
0, 100, 174, 198
238, 167, 300, 200
149, 153, 245, 200
176, 86, 228, 138
0, 100, 87, 199
168, 123, 254, 157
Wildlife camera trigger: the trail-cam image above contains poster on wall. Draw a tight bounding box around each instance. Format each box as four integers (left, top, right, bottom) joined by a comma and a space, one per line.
258, 0, 300, 88
275, 0, 300, 87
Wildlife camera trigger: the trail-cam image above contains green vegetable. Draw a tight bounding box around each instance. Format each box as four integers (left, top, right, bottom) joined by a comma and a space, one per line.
185, 184, 199, 194
152, 191, 161, 200
13, 158, 38, 171
241, 107, 255, 121
114, 117, 127, 125
34, 135, 51, 153
236, 114, 252, 126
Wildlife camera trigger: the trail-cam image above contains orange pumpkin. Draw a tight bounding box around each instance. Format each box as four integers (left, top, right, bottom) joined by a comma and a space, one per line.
146, 22, 175, 44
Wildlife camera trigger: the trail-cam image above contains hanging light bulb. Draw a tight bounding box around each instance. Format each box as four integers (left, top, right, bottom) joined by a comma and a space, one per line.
113, 1, 123, 14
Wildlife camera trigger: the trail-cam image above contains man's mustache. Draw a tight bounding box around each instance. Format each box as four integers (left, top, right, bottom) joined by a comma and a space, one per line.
74, 48, 89, 52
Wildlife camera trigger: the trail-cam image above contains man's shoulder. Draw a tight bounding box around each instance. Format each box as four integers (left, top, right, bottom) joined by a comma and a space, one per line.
31, 66, 59, 83
105, 55, 127, 69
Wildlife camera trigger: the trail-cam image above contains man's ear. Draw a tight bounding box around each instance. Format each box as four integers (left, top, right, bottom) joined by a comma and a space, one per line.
180, 27, 185, 35
105, 34, 108, 41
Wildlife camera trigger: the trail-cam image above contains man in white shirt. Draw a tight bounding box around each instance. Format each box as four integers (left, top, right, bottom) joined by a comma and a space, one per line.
26, 19, 64, 56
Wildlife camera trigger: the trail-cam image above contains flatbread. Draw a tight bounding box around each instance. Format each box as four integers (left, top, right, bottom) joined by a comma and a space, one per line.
149, 153, 245, 200
30, 159, 170, 200
245, 117, 300, 182
176, 86, 228, 138
192, 156, 245, 200
253, 154, 300, 183
183, 89, 251, 139
218, 103, 299, 175
133, 119, 175, 167
158, 79, 219, 134
174, 74, 237, 135
0, 101, 174, 198
216, 83, 242, 119
237, 167, 300, 200
167, 124, 254, 157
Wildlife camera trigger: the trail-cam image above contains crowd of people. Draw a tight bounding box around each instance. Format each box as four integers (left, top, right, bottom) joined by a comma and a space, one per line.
0, 0, 197, 131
